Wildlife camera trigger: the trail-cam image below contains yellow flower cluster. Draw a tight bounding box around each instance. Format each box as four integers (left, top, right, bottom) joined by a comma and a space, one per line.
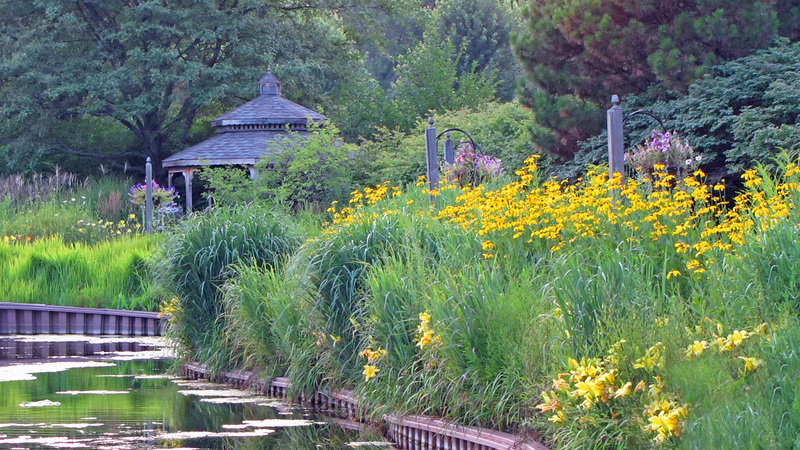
437, 156, 800, 263
684, 321, 769, 375
540, 343, 688, 445
415, 312, 436, 348
329, 182, 401, 227
75, 218, 140, 236
643, 379, 689, 445
633, 342, 665, 372
359, 346, 388, 382
158, 296, 181, 319
2, 234, 32, 243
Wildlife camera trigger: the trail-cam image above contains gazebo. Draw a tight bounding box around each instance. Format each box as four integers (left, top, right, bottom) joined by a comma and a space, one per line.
163, 68, 327, 211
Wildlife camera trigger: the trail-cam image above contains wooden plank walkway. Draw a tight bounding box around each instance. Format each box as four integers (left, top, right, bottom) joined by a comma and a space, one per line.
0, 302, 164, 336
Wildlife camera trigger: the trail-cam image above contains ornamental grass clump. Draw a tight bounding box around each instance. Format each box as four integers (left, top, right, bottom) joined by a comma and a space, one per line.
155, 205, 300, 367
0, 234, 157, 309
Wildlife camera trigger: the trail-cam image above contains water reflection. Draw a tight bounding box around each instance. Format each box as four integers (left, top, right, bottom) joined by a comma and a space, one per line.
0, 356, 392, 449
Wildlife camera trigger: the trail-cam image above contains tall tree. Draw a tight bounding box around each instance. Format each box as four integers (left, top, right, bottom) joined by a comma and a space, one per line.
0, 0, 402, 175
435, 0, 521, 101
389, 28, 497, 131
513, 0, 798, 160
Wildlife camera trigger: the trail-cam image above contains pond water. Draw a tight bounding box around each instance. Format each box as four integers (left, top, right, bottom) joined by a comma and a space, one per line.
0, 338, 393, 449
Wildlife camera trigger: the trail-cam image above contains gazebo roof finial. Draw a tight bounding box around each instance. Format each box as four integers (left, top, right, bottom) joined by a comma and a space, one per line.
259, 67, 281, 96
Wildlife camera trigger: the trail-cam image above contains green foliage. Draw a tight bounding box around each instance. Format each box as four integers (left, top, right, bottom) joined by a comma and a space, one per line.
434, 0, 522, 102
513, 0, 798, 158
389, 29, 497, 130
572, 41, 800, 179
357, 101, 539, 187
199, 126, 355, 211
0, 235, 157, 309
322, 68, 404, 142
0, 0, 409, 174
154, 205, 300, 363
257, 126, 354, 211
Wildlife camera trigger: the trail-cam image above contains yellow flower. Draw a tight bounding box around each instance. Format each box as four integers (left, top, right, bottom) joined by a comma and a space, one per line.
552, 377, 569, 392
634, 343, 664, 371
646, 411, 679, 437
416, 330, 434, 348
723, 330, 750, 350
739, 356, 763, 373
684, 340, 709, 359
536, 391, 561, 412
613, 381, 633, 398
359, 347, 387, 363
548, 411, 565, 423
648, 382, 662, 397
362, 364, 379, 382
572, 379, 604, 400
667, 269, 681, 279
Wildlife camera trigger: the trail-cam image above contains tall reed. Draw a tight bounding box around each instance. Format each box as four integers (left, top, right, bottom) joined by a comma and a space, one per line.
0, 235, 157, 309
155, 205, 300, 367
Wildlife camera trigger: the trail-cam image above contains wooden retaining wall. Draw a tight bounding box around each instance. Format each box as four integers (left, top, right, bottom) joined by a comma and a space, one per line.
182, 363, 547, 450
0, 303, 164, 336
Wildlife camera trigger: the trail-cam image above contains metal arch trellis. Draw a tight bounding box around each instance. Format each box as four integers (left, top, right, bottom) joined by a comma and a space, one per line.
437, 128, 481, 152
623, 109, 666, 132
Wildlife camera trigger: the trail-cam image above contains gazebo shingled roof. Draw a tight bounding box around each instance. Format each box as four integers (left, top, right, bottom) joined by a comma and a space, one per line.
163, 68, 327, 210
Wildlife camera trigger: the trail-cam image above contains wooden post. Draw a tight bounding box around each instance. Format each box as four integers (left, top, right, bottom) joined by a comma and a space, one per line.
444, 131, 454, 164
425, 117, 439, 198
145, 157, 153, 234
184, 169, 193, 213
607, 95, 624, 179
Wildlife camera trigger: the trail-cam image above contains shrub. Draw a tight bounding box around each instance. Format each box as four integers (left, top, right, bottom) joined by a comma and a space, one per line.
358, 101, 541, 187
443, 142, 505, 187
574, 40, 800, 180
625, 131, 702, 180
199, 125, 355, 212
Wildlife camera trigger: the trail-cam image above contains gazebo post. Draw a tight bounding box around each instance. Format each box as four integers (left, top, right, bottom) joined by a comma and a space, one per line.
183, 169, 193, 212
249, 167, 259, 179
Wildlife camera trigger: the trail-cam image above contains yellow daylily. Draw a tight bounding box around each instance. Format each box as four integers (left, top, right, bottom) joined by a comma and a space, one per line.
684, 340, 709, 359
739, 356, 763, 373
362, 364, 379, 382
613, 382, 632, 398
